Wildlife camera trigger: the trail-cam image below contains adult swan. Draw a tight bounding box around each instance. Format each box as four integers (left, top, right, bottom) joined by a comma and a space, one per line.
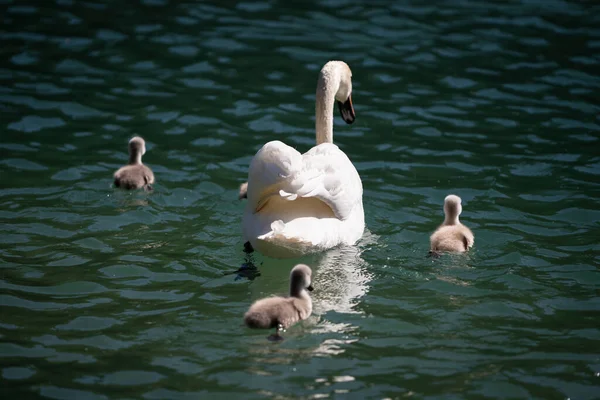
242, 61, 364, 258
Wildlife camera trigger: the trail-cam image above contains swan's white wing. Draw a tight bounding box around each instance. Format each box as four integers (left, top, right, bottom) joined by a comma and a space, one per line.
247, 141, 362, 221
246, 140, 303, 211
293, 143, 362, 220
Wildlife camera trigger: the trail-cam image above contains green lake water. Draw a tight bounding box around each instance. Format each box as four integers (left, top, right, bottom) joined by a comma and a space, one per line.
1, 0, 599, 398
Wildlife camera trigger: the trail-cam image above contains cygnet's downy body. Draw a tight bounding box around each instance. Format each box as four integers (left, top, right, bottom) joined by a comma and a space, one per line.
430, 195, 474, 254
244, 264, 313, 339
113, 137, 155, 191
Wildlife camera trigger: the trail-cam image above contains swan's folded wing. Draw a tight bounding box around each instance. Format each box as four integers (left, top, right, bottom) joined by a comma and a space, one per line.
246, 140, 303, 210
291, 143, 362, 221
247, 141, 362, 220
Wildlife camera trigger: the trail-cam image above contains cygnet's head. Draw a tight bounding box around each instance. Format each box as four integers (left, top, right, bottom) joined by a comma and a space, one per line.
128, 136, 146, 157
290, 264, 314, 294
239, 182, 248, 200
321, 60, 355, 124
443, 194, 462, 223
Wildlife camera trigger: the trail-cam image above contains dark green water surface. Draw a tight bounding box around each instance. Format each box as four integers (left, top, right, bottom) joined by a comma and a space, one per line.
1, 0, 599, 398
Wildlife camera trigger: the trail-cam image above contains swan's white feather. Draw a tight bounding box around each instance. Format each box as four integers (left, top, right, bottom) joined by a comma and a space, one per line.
243, 140, 364, 258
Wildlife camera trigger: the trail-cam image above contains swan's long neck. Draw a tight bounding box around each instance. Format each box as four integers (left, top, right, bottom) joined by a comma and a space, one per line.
129, 152, 142, 165
315, 67, 341, 145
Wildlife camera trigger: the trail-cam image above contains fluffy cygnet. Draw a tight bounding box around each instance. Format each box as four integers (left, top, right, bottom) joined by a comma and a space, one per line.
244, 264, 313, 339
430, 194, 474, 254
113, 136, 155, 191
239, 182, 248, 199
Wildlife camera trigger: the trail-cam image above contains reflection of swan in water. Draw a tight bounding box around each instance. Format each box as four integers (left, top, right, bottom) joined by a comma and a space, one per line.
311, 230, 376, 316
307, 230, 376, 356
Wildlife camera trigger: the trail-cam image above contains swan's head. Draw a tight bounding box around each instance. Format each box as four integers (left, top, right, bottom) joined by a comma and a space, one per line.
128, 136, 146, 157
443, 194, 462, 223
321, 60, 355, 125
290, 264, 314, 293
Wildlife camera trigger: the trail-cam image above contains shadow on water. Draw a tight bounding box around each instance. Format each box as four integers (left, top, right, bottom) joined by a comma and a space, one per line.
110, 187, 153, 208
223, 242, 262, 281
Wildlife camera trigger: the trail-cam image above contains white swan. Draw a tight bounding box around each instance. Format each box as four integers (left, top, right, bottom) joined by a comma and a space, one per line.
242, 61, 364, 258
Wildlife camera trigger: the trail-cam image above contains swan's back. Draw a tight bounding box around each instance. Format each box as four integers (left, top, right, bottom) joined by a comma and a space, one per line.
243, 141, 364, 257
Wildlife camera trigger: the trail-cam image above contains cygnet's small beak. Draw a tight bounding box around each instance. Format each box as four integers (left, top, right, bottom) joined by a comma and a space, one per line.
307, 285, 314, 292
337, 95, 355, 124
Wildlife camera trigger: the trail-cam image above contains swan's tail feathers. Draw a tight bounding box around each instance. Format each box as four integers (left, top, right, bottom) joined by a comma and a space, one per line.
256, 220, 317, 254
271, 220, 285, 233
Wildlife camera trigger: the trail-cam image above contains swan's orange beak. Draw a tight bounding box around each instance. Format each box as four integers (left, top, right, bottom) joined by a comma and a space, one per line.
337, 95, 355, 124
